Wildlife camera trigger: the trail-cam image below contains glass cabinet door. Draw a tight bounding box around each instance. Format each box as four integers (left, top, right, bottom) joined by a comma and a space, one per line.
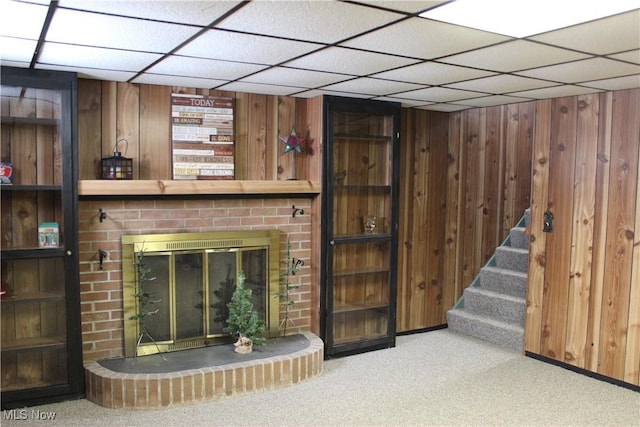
323, 96, 399, 356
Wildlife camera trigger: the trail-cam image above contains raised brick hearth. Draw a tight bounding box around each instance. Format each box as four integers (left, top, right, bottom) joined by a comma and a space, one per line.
84, 333, 323, 409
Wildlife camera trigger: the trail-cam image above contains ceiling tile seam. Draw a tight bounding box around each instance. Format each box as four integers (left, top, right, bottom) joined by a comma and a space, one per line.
342, 0, 432, 17
126, 1, 250, 84
30, 0, 58, 68
520, 38, 638, 64
522, 8, 640, 39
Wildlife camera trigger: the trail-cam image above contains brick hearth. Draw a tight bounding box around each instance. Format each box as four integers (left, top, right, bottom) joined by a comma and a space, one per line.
84, 333, 323, 409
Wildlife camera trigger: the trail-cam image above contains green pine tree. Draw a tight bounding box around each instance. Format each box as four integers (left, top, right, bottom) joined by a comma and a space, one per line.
224, 271, 266, 346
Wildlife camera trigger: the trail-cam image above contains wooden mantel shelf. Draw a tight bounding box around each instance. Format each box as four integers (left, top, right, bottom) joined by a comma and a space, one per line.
78, 179, 321, 196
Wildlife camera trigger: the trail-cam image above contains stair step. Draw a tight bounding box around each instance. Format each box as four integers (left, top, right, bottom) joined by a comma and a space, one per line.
479, 266, 527, 298
507, 227, 529, 250
446, 308, 524, 353
463, 287, 525, 325
494, 246, 528, 272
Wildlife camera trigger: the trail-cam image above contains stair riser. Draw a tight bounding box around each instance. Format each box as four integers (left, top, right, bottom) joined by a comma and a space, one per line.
494, 247, 528, 272
447, 310, 524, 353
508, 227, 529, 250
463, 290, 525, 324
479, 269, 527, 298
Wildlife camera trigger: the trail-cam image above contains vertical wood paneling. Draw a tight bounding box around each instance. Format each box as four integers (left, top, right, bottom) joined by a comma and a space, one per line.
598, 90, 639, 380
524, 99, 551, 354
503, 104, 519, 235
626, 124, 640, 384
564, 93, 598, 367
481, 106, 502, 262
101, 81, 117, 164
116, 83, 139, 179
462, 109, 481, 287
540, 96, 577, 360
77, 79, 102, 179
586, 92, 613, 372
277, 96, 297, 181
515, 102, 535, 217
139, 84, 171, 180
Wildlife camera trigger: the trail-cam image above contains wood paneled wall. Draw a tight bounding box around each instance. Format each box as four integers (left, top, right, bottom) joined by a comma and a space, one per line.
525, 89, 640, 386
77, 79, 321, 182
396, 103, 534, 332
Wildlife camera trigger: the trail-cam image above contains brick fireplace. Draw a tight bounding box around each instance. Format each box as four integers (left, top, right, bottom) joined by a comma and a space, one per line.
78, 197, 313, 364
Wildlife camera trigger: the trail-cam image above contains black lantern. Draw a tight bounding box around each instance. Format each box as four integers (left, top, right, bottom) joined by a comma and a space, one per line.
101, 139, 133, 180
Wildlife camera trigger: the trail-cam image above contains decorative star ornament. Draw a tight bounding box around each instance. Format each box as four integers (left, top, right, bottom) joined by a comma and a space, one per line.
280, 126, 304, 154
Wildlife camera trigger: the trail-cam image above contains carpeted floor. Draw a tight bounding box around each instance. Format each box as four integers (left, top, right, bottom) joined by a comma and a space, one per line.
3, 329, 639, 426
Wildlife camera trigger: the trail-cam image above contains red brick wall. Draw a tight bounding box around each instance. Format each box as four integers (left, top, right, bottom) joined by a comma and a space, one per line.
78, 197, 313, 363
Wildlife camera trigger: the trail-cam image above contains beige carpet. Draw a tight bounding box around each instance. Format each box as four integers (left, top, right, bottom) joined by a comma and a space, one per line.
4, 330, 639, 426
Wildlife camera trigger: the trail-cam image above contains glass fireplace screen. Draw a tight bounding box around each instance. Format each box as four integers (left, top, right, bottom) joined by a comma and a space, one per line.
122, 231, 280, 357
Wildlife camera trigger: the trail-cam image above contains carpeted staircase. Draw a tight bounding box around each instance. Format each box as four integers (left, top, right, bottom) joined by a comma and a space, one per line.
446, 209, 530, 352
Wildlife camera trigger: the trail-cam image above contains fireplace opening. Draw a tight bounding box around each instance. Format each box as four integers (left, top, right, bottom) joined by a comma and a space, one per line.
121, 230, 280, 357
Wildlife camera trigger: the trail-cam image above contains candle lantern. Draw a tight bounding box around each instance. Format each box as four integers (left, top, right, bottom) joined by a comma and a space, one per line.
101, 139, 133, 180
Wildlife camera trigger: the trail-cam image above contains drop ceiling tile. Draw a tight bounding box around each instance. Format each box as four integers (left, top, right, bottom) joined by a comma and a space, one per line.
393, 86, 487, 102
510, 85, 602, 99
0, 36, 38, 63
352, 1, 448, 14
178, 30, 320, 65
148, 56, 266, 80
241, 67, 351, 88
517, 57, 640, 84
418, 103, 471, 112
0, 1, 48, 39
440, 40, 591, 72
0, 60, 30, 69
216, 1, 404, 44
446, 74, 556, 94
132, 74, 229, 89
373, 96, 434, 108
38, 42, 163, 70
372, 61, 496, 85
215, 81, 306, 97
284, 47, 420, 75
58, 1, 242, 26
322, 78, 424, 96
341, 17, 509, 60
456, 95, 533, 108
608, 49, 640, 65
529, 10, 640, 55
579, 74, 640, 91
46, 9, 200, 52
293, 89, 371, 99
38, 65, 137, 82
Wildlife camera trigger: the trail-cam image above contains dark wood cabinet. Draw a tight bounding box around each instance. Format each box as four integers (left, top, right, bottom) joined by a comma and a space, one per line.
1, 66, 84, 408
321, 96, 400, 357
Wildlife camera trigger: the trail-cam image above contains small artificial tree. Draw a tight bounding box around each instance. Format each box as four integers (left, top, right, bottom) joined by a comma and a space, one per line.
224, 270, 266, 351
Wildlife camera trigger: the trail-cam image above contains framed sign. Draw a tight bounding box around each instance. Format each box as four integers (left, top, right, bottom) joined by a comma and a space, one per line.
171, 93, 234, 180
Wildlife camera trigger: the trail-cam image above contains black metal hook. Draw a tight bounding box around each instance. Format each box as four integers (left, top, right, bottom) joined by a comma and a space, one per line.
98, 208, 107, 223
98, 249, 108, 270
292, 205, 304, 217
291, 258, 304, 275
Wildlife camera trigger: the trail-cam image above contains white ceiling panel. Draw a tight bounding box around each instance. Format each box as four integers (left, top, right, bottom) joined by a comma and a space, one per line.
58, 1, 242, 26
240, 67, 351, 88
0, 37, 38, 63
284, 47, 420, 76
418, 103, 471, 112
342, 17, 510, 60
292, 89, 371, 99
371, 61, 495, 85
393, 86, 487, 102
373, 96, 433, 108
322, 78, 424, 96
0, 1, 49, 39
147, 56, 267, 80
177, 29, 320, 65
216, 81, 306, 96
580, 75, 640, 91
132, 74, 229, 89
38, 42, 163, 70
530, 10, 640, 55
446, 74, 556, 94
351, 1, 448, 14
455, 95, 533, 108
440, 40, 591, 72
510, 85, 603, 99
608, 50, 640, 65
46, 8, 200, 53
216, 1, 404, 44
39, 64, 137, 82
517, 57, 640, 84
